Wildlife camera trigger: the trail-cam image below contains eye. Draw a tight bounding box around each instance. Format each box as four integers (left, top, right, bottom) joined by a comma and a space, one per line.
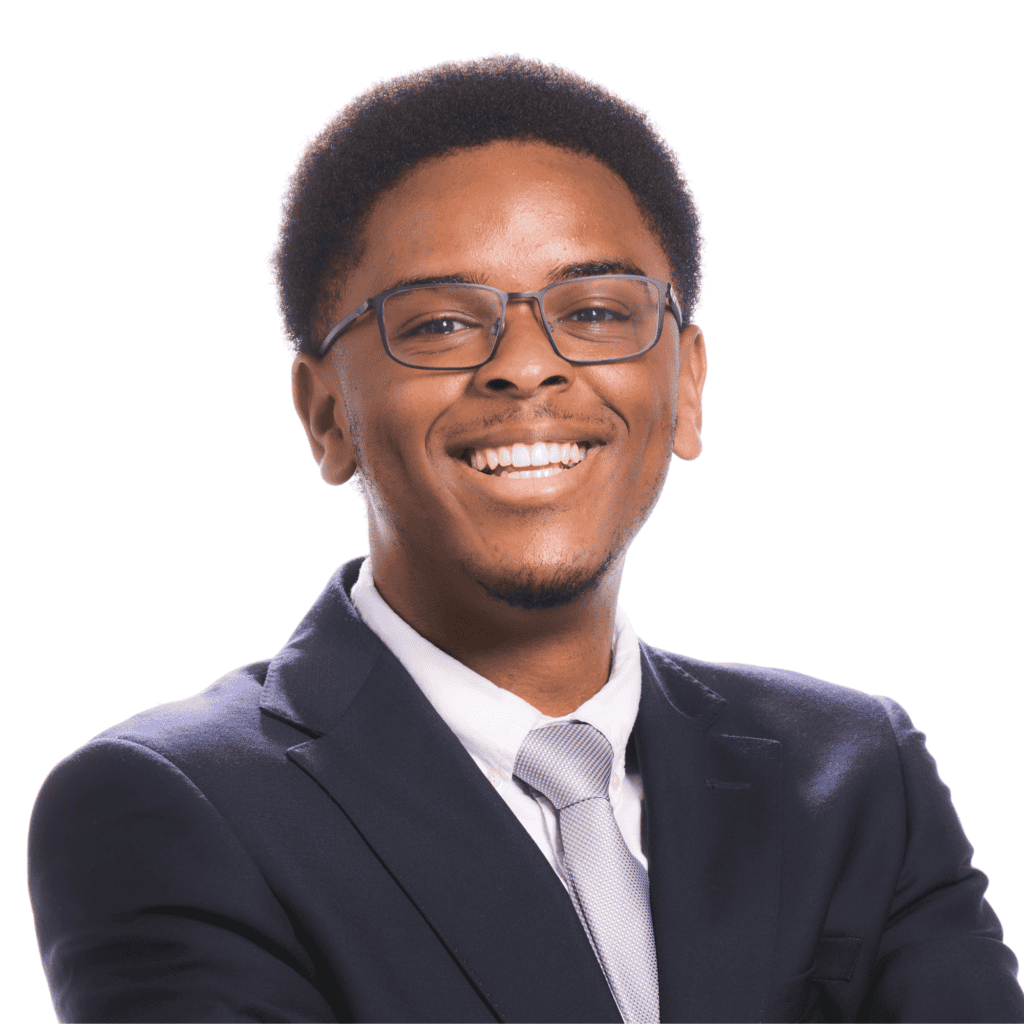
563, 306, 631, 323
404, 316, 475, 337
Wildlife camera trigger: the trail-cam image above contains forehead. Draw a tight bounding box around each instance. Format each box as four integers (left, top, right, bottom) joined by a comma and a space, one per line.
344, 140, 670, 301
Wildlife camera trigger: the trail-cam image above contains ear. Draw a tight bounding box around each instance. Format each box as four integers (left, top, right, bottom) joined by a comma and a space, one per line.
673, 325, 707, 460
291, 353, 359, 485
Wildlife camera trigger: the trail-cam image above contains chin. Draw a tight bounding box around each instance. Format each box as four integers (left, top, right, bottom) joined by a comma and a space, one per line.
470, 550, 616, 611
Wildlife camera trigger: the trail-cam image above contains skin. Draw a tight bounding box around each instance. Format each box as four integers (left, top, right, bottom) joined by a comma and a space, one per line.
293, 141, 706, 716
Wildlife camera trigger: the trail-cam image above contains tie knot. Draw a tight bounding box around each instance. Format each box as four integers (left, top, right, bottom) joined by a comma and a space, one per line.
513, 722, 614, 810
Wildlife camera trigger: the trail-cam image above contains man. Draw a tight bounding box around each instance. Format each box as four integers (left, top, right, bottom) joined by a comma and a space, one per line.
29, 56, 1024, 1023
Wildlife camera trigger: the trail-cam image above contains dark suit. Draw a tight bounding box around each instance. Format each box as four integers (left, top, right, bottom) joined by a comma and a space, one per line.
29, 559, 1024, 1023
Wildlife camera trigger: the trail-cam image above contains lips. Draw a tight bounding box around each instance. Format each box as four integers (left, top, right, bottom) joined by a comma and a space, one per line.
462, 440, 590, 479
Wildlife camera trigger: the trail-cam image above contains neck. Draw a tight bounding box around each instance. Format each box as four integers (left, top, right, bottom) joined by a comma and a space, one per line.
369, 549, 624, 718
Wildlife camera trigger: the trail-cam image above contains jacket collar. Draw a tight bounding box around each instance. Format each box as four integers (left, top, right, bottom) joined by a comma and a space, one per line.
259, 559, 382, 737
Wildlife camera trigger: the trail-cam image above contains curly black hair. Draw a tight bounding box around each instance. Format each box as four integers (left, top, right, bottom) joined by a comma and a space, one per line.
275, 55, 702, 354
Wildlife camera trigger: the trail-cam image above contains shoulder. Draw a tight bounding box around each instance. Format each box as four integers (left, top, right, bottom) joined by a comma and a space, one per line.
37, 661, 303, 818
641, 643, 910, 758
93, 661, 278, 759
29, 659, 328, 905
36, 558, 380, 818
640, 645, 954, 847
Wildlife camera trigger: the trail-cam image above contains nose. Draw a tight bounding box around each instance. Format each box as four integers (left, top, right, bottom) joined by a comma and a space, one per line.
473, 296, 576, 395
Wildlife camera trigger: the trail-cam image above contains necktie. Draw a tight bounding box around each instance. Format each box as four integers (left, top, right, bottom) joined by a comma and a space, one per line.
514, 722, 660, 1023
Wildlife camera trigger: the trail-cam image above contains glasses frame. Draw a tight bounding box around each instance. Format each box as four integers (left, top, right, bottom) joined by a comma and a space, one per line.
315, 274, 684, 369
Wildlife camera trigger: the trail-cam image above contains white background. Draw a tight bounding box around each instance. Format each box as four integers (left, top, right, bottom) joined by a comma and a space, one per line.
3, 1, 1022, 1018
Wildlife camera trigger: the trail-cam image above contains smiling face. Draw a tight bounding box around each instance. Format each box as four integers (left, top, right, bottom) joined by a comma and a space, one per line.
294, 140, 705, 622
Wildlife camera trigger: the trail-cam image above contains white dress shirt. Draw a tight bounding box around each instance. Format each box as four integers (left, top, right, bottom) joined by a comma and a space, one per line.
350, 555, 648, 890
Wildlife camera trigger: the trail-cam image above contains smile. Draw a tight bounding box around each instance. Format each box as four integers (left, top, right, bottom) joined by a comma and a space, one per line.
462, 441, 590, 480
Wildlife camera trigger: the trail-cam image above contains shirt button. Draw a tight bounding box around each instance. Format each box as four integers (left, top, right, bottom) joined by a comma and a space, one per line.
610, 772, 620, 789
487, 768, 503, 788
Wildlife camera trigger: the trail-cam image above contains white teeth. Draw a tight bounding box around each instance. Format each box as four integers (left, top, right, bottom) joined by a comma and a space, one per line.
511, 443, 531, 468
464, 440, 592, 475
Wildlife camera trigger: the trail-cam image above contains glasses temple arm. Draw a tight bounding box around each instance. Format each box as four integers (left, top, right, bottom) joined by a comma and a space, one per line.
666, 284, 685, 329
316, 299, 372, 358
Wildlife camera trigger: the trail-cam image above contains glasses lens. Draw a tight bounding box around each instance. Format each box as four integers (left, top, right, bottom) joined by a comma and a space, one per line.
542, 277, 662, 361
381, 285, 503, 367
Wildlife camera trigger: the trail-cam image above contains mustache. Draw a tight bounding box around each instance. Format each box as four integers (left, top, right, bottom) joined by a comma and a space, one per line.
471, 404, 609, 431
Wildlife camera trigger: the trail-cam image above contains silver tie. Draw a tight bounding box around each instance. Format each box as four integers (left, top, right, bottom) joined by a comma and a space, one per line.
514, 723, 660, 1024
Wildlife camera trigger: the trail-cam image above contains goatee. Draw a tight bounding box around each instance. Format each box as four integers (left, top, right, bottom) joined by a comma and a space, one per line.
475, 552, 615, 610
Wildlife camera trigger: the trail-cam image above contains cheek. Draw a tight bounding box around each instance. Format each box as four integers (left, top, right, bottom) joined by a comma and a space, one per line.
341, 361, 460, 477
597, 362, 678, 444
336, 348, 403, 467
640, 353, 681, 440
613, 383, 678, 502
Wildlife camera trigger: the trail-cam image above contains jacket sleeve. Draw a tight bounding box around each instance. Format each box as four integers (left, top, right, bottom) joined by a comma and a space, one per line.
28, 737, 340, 1024
857, 697, 1024, 1023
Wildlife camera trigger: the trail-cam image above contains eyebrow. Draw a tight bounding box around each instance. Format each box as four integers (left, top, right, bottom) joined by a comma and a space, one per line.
385, 272, 487, 292
383, 261, 647, 294
547, 260, 648, 281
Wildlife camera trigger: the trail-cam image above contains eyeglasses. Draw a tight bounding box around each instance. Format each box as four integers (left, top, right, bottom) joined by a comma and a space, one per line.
316, 274, 684, 369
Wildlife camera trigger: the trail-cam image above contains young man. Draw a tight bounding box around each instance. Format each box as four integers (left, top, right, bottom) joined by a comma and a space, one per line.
29, 57, 1024, 1023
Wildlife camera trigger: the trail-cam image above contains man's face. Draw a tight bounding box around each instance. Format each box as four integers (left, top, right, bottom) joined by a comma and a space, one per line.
297, 140, 705, 612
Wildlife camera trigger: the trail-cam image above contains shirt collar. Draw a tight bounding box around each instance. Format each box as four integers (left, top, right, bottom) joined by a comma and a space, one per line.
349, 556, 642, 780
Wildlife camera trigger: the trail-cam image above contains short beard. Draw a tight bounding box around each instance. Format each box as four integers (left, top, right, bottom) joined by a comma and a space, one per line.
475, 551, 615, 610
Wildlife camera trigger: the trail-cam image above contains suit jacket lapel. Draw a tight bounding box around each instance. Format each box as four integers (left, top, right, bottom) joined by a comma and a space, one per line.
637, 644, 782, 1024
260, 561, 621, 1024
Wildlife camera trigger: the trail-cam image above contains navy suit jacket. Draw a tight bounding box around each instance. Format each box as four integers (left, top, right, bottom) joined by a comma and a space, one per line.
29, 559, 1024, 1022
